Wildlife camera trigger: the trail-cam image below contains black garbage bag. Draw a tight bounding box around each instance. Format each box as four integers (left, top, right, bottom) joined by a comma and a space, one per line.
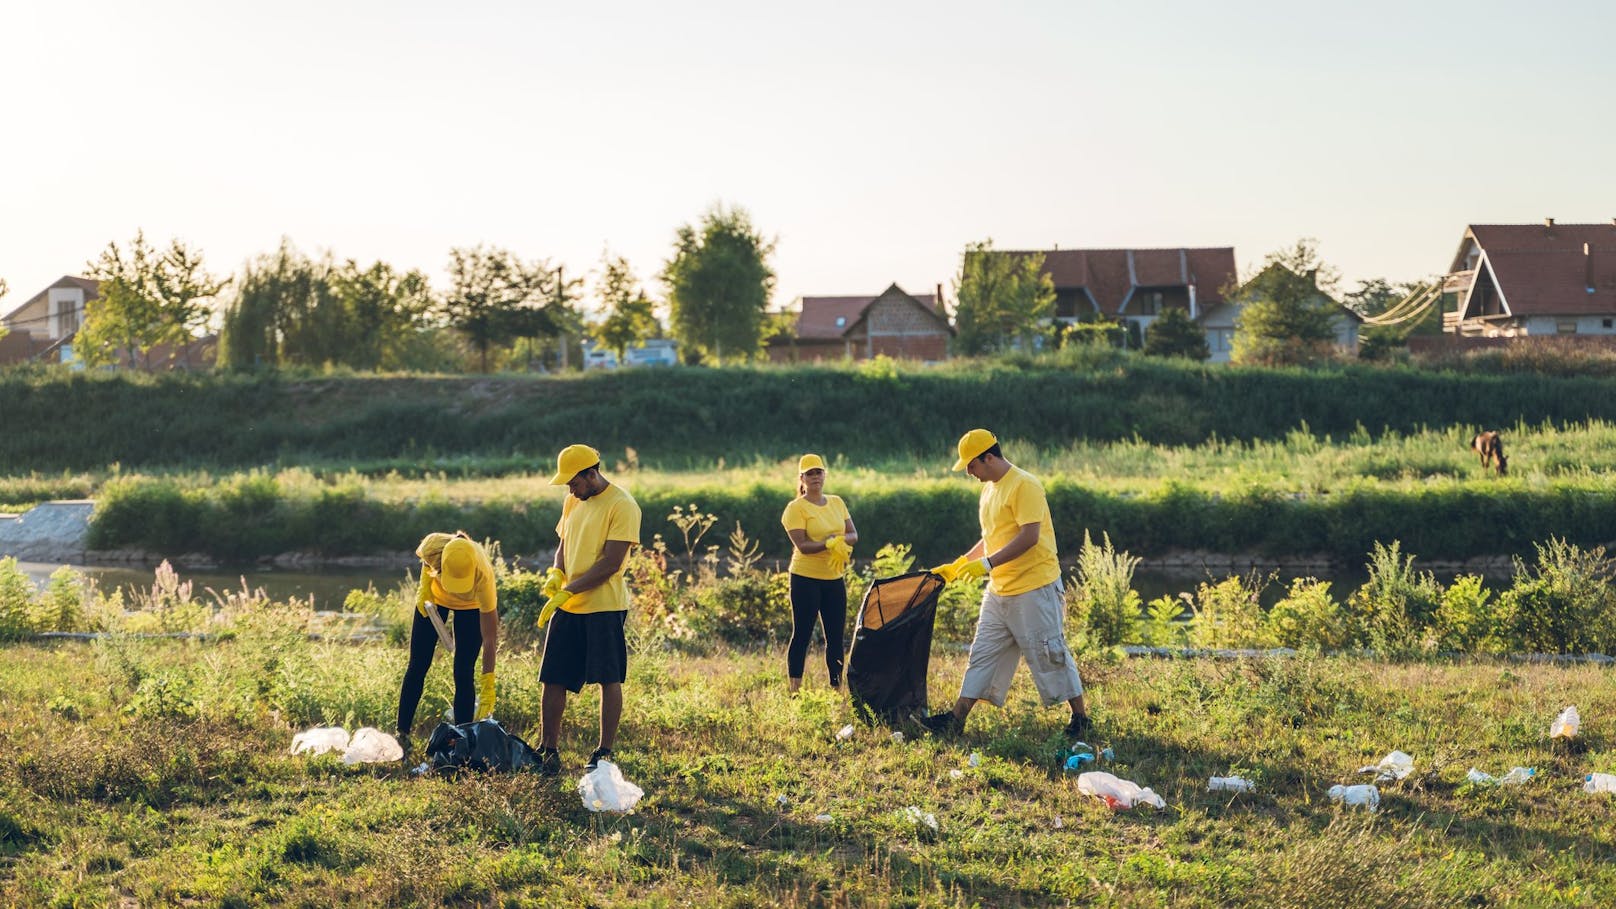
425, 719, 542, 772
847, 570, 944, 725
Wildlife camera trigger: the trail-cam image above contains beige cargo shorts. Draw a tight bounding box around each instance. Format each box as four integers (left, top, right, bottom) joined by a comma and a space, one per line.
958, 579, 1084, 707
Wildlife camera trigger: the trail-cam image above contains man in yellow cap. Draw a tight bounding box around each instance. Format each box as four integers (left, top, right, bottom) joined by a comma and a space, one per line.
922, 429, 1092, 740
534, 443, 642, 776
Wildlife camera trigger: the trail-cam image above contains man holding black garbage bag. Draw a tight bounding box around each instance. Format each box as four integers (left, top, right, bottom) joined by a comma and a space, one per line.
922, 429, 1093, 739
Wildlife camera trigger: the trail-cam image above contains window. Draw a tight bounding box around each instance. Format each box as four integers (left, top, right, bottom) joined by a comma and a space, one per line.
835, 316, 846, 328
1603, 318, 1613, 330
1557, 320, 1579, 334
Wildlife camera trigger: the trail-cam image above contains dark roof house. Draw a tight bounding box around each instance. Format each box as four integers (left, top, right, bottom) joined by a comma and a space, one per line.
1445, 220, 1616, 337
769, 283, 953, 362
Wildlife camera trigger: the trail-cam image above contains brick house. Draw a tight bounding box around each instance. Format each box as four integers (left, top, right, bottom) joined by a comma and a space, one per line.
1443, 220, 1616, 338
768, 283, 953, 362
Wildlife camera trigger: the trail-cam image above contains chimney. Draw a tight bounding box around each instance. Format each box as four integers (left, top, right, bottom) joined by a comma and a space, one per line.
936, 283, 944, 309
1587, 242, 1597, 293
1545, 217, 1556, 227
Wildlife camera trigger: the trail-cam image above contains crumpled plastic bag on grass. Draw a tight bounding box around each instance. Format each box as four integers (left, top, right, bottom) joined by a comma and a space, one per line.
342, 727, 403, 764
578, 759, 644, 813
1551, 705, 1580, 739
1076, 771, 1166, 810
290, 726, 350, 756
1357, 750, 1414, 781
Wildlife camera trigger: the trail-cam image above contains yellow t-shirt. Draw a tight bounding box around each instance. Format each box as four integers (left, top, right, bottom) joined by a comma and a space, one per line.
979, 466, 1060, 596
781, 494, 852, 580
556, 482, 642, 613
413, 533, 498, 613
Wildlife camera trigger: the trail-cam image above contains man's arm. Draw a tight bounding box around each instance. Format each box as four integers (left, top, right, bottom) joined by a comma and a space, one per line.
985, 523, 1040, 568
564, 540, 634, 594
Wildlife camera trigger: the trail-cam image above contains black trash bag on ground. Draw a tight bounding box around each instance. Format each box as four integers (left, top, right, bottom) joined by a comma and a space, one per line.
425, 719, 542, 772
847, 570, 944, 725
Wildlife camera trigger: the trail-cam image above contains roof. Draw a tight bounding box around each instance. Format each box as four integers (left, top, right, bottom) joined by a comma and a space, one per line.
1453, 223, 1616, 317
988, 248, 1238, 315
0, 275, 99, 325
791, 284, 943, 340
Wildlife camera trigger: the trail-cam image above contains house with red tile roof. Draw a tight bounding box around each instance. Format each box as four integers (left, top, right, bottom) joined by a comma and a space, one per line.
768, 282, 953, 362
992, 246, 1239, 343
1444, 220, 1616, 338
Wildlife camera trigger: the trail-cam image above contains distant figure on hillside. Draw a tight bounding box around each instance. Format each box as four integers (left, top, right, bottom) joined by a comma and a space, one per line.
1470, 431, 1508, 476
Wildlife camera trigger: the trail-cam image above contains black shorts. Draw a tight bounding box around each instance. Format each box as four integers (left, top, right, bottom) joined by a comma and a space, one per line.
539, 609, 628, 693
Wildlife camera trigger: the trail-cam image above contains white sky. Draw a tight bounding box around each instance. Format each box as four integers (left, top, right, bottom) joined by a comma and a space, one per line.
3, 0, 1613, 316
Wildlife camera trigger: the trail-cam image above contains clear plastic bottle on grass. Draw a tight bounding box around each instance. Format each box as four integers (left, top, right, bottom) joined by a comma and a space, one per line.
1584, 773, 1616, 793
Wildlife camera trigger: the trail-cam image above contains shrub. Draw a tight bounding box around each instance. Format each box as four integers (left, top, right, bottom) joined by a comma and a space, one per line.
0, 557, 34, 640
1072, 532, 1141, 647
30, 566, 87, 633
1433, 574, 1499, 653
1188, 572, 1272, 649
1496, 538, 1616, 654
1350, 541, 1442, 658
1266, 579, 1349, 651
1137, 594, 1191, 647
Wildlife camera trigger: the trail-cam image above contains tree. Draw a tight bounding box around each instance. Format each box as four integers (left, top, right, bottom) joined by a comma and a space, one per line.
1230, 239, 1342, 366
329, 260, 435, 371
661, 203, 776, 363
1345, 277, 1440, 362
953, 240, 1056, 355
1142, 306, 1210, 360
78, 230, 225, 368
591, 254, 659, 361
441, 246, 560, 372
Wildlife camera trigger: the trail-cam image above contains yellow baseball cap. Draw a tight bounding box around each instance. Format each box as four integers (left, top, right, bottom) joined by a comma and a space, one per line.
549, 443, 601, 485
798, 453, 827, 473
440, 537, 477, 595
952, 428, 998, 471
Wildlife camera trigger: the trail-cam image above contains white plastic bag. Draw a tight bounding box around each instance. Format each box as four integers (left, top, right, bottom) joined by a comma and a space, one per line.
290, 726, 350, 756
902, 805, 939, 832
342, 727, 404, 764
1357, 750, 1414, 781
1076, 771, 1166, 810
578, 759, 644, 813
1551, 705, 1580, 739
1328, 783, 1380, 811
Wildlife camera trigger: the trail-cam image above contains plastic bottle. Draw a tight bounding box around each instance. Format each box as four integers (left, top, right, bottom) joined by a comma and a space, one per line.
1551, 705, 1580, 739
1208, 775, 1256, 793
835, 724, 855, 741
1064, 752, 1095, 771
1584, 773, 1616, 793
1327, 783, 1380, 811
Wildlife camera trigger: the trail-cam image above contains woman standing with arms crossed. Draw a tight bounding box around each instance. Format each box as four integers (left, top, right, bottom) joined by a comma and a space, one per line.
396, 531, 500, 756
780, 454, 858, 693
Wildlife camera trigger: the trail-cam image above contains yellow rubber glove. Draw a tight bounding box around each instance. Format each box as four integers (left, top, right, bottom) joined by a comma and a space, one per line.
537, 589, 573, 630
955, 557, 991, 582
541, 567, 567, 598
928, 555, 968, 583
473, 671, 496, 721
415, 582, 430, 618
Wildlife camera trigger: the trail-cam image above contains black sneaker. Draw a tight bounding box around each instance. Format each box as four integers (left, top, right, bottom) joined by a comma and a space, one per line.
536, 746, 561, 777
586, 747, 614, 772
920, 711, 964, 736
1064, 713, 1094, 740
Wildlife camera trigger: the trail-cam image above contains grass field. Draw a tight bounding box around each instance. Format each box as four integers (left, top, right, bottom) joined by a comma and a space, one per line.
5, 633, 1616, 907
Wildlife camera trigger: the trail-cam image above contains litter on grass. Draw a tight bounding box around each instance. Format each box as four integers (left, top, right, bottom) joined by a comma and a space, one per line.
1466, 767, 1536, 786
1076, 771, 1165, 810
902, 806, 939, 832
1328, 784, 1380, 811
341, 728, 403, 764
578, 760, 644, 813
290, 726, 350, 756
1357, 750, 1414, 782
1551, 706, 1580, 739
1208, 775, 1256, 793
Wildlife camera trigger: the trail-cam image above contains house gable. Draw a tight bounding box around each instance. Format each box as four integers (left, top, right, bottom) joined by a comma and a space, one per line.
0, 275, 98, 342
1451, 223, 1616, 320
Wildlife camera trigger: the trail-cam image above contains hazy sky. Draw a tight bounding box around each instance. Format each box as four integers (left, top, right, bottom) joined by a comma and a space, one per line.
3, 0, 1613, 316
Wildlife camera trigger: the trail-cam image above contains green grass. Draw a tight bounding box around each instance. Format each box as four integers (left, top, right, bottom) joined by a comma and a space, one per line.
5, 635, 1616, 907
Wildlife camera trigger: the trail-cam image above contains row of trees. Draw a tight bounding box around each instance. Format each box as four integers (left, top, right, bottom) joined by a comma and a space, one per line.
53, 204, 779, 372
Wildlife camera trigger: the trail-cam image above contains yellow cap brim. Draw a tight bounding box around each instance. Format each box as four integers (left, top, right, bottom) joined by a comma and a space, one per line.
548, 470, 570, 486
951, 456, 969, 471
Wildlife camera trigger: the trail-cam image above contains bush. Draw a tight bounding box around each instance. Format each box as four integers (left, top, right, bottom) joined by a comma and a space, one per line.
1266, 579, 1349, 651
1433, 574, 1499, 653
1350, 541, 1442, 658
1071, 532, 1141, 647
1496, 538, 1616, 654
0, 558, 34, 640
1188, 572, 1272, 649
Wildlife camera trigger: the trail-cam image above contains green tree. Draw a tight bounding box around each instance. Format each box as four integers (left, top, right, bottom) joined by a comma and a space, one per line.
953, 240, 1056, 355
330, 260, 435, 370
1345, 277, 1440, 362
661, 203, 776, 363
591, 254, 660, 361
1230, 239, 1342, 366
1142, 306, 1210, 360
78, 231, 225, 369
442, 246, 559, 372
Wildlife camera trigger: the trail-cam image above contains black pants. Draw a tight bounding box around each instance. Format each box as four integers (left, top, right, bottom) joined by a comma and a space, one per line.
788, 574, 846, 684
397, 605, 483, 733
